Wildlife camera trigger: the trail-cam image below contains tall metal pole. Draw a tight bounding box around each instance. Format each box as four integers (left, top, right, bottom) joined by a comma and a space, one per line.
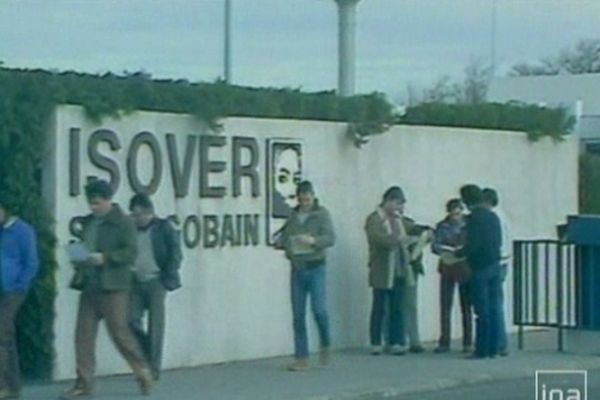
491, 0, 497, 76
335, 0, 360, 97
224, 0, 232, 83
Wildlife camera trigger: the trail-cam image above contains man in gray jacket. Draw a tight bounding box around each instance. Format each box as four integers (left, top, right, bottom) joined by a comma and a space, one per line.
277, 181, 335, 372
129, 194, 182, 380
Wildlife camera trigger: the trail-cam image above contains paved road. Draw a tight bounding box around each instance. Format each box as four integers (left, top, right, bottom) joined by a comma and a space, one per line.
396, 367, 599, 400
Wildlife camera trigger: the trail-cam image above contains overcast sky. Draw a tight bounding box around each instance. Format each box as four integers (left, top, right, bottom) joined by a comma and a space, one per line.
1, 0, 600, 102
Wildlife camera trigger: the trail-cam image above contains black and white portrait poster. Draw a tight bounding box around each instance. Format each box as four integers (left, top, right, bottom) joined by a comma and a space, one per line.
266, 139, 304, 245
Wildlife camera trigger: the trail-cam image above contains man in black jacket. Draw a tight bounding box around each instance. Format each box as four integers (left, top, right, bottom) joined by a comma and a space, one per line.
129, 194, 183, 380
457, 185, 502, 359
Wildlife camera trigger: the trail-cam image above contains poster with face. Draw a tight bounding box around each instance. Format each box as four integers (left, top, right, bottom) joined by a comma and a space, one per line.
266, 139, 303, 245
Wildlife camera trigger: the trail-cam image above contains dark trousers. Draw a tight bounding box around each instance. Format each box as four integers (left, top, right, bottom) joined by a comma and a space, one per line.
438, 274, 472, 348
129, 278, 166, 379
75, 290, 149, 389
370, 279, 403, 347
470, 263, 502, 358
0, 293, 25, 393
290, 265, 330, 359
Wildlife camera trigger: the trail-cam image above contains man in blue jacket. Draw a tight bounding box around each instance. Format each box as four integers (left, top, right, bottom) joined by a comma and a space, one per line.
457, 185, 502, 359
0, 193, 39, 400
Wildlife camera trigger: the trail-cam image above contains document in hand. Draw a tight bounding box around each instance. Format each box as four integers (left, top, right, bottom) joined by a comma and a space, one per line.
289, 235, 314, 256
410, 230, 432, 261
66, 242, 90, 263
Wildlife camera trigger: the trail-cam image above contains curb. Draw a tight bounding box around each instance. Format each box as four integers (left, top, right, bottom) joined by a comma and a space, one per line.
296, 356, 600, 400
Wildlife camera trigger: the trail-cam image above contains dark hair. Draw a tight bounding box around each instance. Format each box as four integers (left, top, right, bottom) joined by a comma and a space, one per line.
84, 179, 113, 201
482, 188, 499, 207
129, 193, 154, 212
382, 186, 406, 204
296, 180, 315, 196
446, 198, 464, 213
459, 184, 483, 207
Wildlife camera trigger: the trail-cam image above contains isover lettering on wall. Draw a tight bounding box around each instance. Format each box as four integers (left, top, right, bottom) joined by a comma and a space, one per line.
67, 127, 270, 249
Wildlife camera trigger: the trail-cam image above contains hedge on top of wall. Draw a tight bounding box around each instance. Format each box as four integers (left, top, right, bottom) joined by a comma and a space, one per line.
398, 101, 576, 141
0, 66, 397, 379
0, 66, 579, 379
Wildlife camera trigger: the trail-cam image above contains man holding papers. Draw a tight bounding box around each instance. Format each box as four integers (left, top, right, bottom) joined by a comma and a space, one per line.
278, 181, 336, 372
61, 180, 153, 399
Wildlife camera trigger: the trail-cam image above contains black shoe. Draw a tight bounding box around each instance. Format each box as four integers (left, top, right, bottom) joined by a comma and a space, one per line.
434, 346, 450, 354
498, 349, 509, 357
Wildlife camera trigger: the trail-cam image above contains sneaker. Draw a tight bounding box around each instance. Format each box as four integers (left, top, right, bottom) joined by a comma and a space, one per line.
59, 386, 93, 400
319, 347, 331, 366
137, 368, 154, 396
409, 345, 426, 354
371, 345, 383, 356
390, 345, 407, 356
434, 346, 450, 354
0, 389, 19, 400
287, 359, 309, 372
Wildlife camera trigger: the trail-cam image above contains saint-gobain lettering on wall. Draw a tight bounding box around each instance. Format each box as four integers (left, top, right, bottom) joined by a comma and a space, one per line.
266, 139, 303, 245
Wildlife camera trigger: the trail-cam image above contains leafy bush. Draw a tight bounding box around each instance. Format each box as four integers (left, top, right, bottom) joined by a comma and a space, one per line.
580, 153, 600, 214
0, 66, 394, 378
398, 101, 575, 141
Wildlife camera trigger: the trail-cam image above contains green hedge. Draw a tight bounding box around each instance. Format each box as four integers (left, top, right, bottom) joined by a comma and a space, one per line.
0, 66, 580, 379
398, 101, 576, 141
0, 66, 396, 379
580, 153, 600, 214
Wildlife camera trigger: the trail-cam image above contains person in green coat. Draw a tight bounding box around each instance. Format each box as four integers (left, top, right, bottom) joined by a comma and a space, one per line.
277, 181, 336, 372
61, 180, 153, 399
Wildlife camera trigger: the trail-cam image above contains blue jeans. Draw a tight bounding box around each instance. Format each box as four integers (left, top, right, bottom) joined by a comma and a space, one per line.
370, 279, 404, 346
470, 263, 502, 357
497, 263, 508, 351
291, 265, 331, 359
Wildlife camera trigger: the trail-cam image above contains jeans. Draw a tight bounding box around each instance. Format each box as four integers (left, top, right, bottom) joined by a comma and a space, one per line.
291, 265, 330, 359
370, 279, 404, 346
497, 263, 508, 351
470, 263, 502, 357
438, 274, 472, 348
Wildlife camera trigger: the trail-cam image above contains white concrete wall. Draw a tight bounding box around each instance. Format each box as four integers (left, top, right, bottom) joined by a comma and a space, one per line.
47, 105, 579, 380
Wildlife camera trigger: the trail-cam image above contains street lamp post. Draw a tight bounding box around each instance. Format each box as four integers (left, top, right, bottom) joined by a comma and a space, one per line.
334, 0, 361, 97
224, 0, 232, 83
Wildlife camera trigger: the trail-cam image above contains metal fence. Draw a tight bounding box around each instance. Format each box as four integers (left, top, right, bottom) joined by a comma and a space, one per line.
513, 240, 578, 351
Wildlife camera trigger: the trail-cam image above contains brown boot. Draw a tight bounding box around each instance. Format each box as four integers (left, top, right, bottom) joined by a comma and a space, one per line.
137, 369, 154, 396
59, 384, 92, 399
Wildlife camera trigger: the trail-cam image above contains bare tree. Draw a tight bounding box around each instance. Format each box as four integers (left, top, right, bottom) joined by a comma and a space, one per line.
461, 59, 492, 104
419, 59, 492, 104
422, 75, 459, 103
510, 38, 600, 76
